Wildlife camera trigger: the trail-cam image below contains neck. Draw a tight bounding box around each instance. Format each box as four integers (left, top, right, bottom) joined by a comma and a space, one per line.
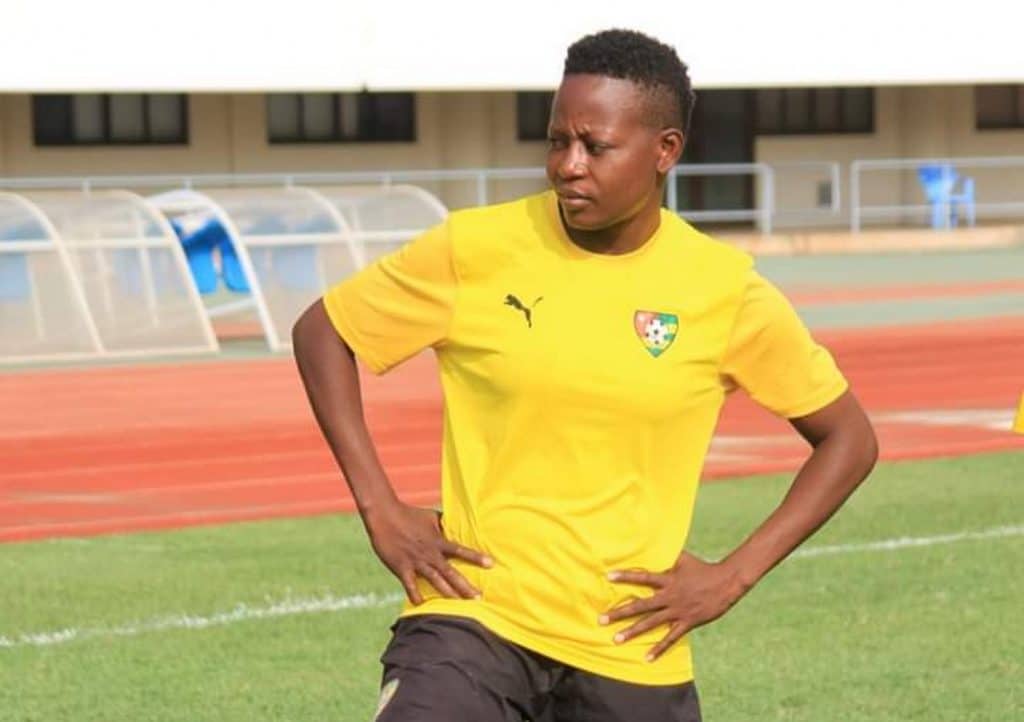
562, 194, 664, 256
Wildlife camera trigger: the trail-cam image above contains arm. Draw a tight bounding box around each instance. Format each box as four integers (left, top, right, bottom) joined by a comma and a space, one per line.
721, 390, 877, 589
292, 300, 491, 604
604, 390, 878, 660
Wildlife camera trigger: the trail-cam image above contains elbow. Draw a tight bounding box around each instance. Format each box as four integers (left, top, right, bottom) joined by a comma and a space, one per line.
856, 418, 880, 483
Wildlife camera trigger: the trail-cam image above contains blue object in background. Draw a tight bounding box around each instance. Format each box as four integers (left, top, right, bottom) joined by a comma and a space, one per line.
218, 236, 250, 293
169, 217, 220, 294
917, 164, 976, 229
169, 214, 331, 295
0, 221, 47, 301
0, 254, 30, 301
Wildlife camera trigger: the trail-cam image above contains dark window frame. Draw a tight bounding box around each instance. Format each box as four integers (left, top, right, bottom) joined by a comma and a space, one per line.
266, 92, 417, 144
975, 85, 1024, 130
32, 93, 189, 146
516, 91, 555, 142
755, 87, 874, 136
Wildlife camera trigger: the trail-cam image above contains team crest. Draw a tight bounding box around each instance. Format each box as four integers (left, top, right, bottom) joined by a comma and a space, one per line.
634, 311, 679, 358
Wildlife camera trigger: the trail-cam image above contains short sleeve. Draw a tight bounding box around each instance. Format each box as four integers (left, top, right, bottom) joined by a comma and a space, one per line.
322, 222, 457, 374
720, 273, 848, 418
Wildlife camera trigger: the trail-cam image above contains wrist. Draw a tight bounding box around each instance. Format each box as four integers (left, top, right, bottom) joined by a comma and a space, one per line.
358, 491, 402, 528
719, 555, 760, 601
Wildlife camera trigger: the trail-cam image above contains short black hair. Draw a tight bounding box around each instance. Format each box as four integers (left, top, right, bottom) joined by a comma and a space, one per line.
563, 29, 695, 133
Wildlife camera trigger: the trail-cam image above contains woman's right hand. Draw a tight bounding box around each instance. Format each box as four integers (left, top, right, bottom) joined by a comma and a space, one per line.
363, 501, 494, 604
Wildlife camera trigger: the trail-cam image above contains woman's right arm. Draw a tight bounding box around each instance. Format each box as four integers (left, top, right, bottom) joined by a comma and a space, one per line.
291, 299, 492, 604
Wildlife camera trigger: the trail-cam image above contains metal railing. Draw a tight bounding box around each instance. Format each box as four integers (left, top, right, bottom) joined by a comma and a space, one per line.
667, 163, 775, 232
850, 155, 1024, 232
0, 162, 844, 236
10, 154, 1024, 236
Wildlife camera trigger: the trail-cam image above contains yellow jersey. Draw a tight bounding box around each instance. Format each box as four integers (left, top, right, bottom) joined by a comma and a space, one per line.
323, 191, 847, 685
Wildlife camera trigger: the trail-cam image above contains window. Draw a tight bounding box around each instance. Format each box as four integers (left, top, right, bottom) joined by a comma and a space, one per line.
975, 85, 1024, 129
516, 91, 554, 141
267, 92, 416, 143
32, 94, 188, 145
755, 87, 873, 135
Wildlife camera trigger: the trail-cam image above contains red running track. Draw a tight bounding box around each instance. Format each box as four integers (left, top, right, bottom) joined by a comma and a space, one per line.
2, 317, 1023, 543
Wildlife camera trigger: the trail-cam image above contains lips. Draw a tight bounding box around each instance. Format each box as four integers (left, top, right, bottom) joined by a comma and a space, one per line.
557, 190, 593, 210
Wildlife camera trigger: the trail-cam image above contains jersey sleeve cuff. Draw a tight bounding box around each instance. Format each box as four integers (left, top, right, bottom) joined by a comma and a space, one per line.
779, 377, 850, 419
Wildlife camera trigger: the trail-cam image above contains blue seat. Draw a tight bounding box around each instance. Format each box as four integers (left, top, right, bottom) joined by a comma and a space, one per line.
0, 221, 47, 301
169, 217, 225, 295
917, 164, 976, 229
169, 214, 329, 295
185, 216, 251, 293
0, 254, 30, 301
218, 234, 250, 293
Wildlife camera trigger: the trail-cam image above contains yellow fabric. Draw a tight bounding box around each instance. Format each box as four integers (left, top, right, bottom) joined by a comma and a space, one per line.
1013, 394, 1024, 434
323, 191, 848, 685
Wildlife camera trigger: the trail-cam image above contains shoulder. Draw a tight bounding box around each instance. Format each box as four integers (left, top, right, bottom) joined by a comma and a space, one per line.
445, 193, 549, 280
665, 212, 753, 272
660, 212, 754, 297
446, 193, 544, 232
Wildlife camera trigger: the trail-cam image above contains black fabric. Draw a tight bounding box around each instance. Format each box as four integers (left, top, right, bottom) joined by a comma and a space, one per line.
374, 615, 701, 722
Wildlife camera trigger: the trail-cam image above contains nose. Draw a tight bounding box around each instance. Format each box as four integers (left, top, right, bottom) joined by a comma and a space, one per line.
555, 142, 587, 181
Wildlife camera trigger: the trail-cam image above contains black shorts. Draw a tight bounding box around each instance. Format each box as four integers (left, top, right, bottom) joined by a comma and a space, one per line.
373, 614, 701, 722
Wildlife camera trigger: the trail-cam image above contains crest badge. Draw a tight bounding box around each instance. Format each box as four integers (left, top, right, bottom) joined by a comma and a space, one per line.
634, 311, 679, 358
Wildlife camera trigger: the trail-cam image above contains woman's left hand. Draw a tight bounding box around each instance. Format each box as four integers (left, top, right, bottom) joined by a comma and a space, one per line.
601, 551, 747, 661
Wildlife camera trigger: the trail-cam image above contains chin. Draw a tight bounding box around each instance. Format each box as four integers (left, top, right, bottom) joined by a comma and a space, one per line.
559, 203, 613, 231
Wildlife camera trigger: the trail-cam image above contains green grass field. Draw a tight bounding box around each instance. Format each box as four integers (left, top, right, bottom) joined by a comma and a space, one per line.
2, 451, 1022, 722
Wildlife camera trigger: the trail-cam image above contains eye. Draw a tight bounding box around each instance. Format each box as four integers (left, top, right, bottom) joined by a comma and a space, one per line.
547, 136, 568, 151
585, 141, 608, 156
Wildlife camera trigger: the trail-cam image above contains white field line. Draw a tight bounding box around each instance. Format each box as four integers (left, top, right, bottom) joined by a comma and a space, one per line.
791, 523, 1024, 558
0, 591, 404, 650
3, 523, 1022, 650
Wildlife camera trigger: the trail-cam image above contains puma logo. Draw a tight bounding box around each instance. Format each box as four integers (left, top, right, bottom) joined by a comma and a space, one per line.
504, 294, 543, 328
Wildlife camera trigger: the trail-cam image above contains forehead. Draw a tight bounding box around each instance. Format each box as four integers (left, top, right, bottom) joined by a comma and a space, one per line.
550, 74, 650, 131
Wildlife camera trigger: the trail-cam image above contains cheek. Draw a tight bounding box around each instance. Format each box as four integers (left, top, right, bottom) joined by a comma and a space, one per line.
603, 156, 654, 200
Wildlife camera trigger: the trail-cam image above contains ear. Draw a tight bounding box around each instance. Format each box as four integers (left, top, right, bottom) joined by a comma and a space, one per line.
655, 128, 685, 175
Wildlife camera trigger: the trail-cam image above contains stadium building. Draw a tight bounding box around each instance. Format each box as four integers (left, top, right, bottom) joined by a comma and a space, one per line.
1, 1, 1022, 231
1, 0, 1022, 362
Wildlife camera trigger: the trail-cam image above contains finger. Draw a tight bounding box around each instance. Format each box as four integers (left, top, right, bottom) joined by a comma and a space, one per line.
441, 541, 494, 568
646, 622, 689, 662
416, 562, 459, 599
612, 610, 674, 645
607, 569, 667, 588
599, 595, 664, 625
399, 570, 423, 606
438, 562, 482, 599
